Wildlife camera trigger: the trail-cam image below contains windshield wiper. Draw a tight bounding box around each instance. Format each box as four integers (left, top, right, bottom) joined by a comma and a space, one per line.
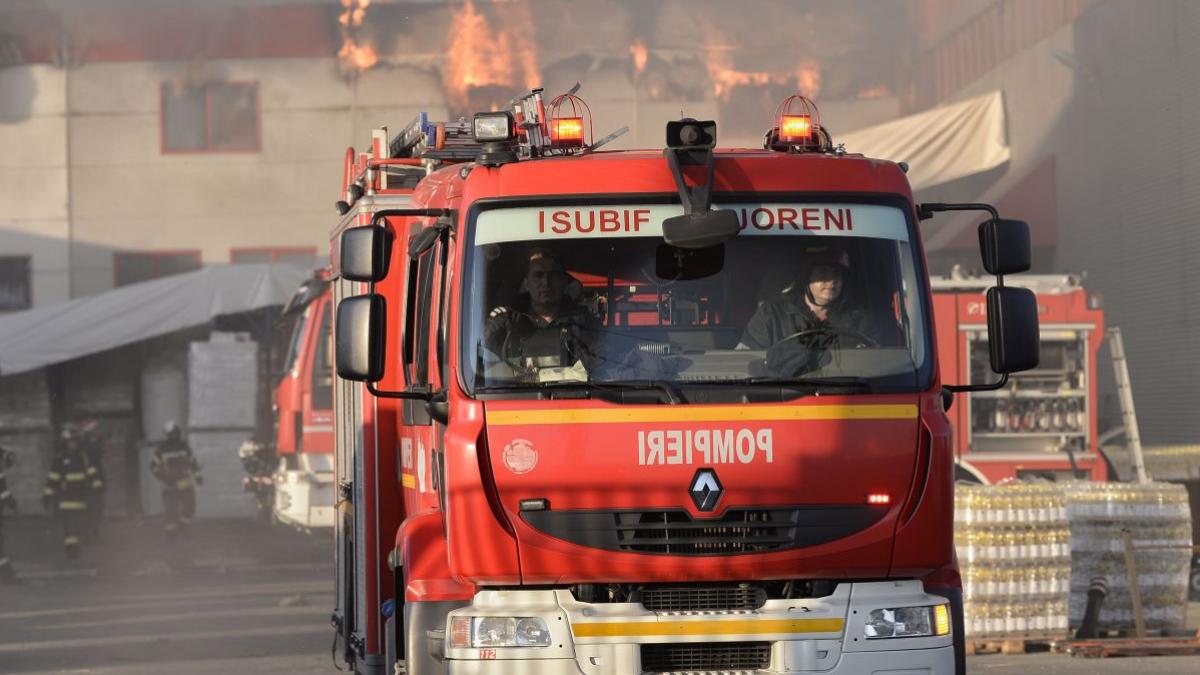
477, 379, 685, 403
712, 376, 876, 393
593, 379, 685, 404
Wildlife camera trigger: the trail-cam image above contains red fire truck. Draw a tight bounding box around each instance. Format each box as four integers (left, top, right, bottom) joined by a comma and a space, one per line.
240, 271, 339, 529
329, 92, 1040, 675
932, 274, 1107, 484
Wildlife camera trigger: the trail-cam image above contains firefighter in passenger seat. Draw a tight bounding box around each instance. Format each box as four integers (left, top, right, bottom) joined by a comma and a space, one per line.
482, 247, 603, 377
43, 426, 95, 560
738, 245, 887, 374
151, 421, 202, 540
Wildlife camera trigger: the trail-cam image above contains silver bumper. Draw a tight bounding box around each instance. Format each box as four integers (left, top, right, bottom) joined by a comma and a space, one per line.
442, 580, 955, 674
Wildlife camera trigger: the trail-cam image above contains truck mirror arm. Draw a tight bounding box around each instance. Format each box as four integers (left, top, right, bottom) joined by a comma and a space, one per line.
943, 372, 1008, 394
364, 385, 448, 424
921, 199, 1036, 393
364, 381, 432, 396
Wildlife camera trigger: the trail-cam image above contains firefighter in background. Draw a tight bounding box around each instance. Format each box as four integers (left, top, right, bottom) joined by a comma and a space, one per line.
0, 445, 19, 584
43, 426, 96, 560
78, 419, 106, 543
151, 421, 202, 540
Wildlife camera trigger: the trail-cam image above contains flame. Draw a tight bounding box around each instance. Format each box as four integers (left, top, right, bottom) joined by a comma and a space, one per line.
795, 58, 821, 99
856, 85, 892, 99
339, 40, 379, 71
507, 0, 541, 90
337, 0, 375, 72
444, 0, 540, 111
705, 44, 770, 100
630, 40, 648, 76
704, 40, 822, 101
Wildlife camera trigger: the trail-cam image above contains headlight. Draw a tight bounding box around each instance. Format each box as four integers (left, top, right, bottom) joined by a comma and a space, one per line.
864, 604, 950, 639
450, 616, 552, 648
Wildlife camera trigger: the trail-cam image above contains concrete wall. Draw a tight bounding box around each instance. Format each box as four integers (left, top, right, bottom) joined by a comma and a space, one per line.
0, 64, 69, 307
66, 57, 450, 297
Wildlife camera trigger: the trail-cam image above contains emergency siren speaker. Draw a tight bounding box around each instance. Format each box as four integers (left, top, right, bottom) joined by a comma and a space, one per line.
667, 119, 716, 149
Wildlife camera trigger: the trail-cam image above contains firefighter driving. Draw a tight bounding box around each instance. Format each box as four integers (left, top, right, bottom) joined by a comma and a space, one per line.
329, 89, 1041, 675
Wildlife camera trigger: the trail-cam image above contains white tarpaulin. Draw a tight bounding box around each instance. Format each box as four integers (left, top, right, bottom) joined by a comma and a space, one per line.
0, 264, 309, 376
837, 91, 1010, 192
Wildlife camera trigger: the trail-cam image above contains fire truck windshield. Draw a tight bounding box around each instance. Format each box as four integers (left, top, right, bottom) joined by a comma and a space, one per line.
462, 202, 932, 397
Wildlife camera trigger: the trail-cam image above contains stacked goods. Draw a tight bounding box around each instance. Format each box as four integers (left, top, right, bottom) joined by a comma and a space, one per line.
1063, 482, 1192, 631
955, 483, 1072, 637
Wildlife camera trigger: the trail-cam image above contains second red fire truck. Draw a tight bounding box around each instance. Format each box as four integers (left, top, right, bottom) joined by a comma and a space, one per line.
240, 271, 337, 530
932, 274, 1107, 484
328, 91, 1041, 675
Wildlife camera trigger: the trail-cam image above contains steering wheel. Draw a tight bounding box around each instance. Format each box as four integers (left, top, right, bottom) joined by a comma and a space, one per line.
770, 326, 880, 350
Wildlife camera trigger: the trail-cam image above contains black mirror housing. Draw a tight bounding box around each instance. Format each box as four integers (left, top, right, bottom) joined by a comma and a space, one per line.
978, 218, 1031, 275
340, 226, 393, 282
655, 243, 724, 280
336, 294, 386, 382
662, 209, 740, 249
409, 226, 442, 260
986, 286, 1039, 373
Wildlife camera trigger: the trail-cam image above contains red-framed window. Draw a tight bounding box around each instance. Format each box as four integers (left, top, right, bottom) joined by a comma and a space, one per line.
161, 81, 260, 153
230, 247, 319, 268
114, 250, 202, 287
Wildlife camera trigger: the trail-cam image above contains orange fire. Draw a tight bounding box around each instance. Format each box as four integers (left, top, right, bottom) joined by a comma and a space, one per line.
339, 40, 379, 71
444, 0, 540, 110
337, 0, 376, 72
795, 58, 821, 99
340, 0, 371, 27
856, 85, 892, 99
704, 40, 822, 101
630, 40, 648, 76
705, 44, 771, 100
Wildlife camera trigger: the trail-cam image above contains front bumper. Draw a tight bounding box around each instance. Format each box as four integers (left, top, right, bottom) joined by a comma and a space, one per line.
273, 469, 335, 529
442, 580, 954, 674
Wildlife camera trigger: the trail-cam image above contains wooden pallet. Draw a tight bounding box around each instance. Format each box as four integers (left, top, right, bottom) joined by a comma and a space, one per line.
1055, 636, 1200, 658
966, 631, 1068, 655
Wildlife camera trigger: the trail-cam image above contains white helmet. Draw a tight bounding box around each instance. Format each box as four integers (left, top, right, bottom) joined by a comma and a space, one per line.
163, 420, 180, 436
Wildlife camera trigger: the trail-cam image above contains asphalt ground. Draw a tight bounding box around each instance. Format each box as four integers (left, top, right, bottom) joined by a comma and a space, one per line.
0, 516, 334, 674
1, 516, 1197, 674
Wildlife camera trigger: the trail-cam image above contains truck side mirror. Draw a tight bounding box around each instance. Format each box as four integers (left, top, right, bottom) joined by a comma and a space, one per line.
336, 294, 386, 382
978, 218, 1031, 275
340, 226, 393, 282
986, 286, 1039, 373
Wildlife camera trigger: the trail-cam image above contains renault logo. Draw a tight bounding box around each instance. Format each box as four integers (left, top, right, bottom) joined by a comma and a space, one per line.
689, 468, 723, 512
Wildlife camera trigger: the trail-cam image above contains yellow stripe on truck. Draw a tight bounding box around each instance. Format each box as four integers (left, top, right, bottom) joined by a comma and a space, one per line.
571, 618, 844, 638
400, 473, 416, 488
489, 404, 917, 426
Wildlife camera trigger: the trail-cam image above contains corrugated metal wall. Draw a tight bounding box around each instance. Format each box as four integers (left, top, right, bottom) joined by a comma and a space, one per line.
1054, 1, 1200, 444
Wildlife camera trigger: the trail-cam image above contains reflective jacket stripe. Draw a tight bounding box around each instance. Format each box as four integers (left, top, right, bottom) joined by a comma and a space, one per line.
58, 501, 87, 510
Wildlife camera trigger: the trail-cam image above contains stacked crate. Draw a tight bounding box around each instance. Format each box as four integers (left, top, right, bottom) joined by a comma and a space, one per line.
955, 483, 1072, 638
1063, 482, 1192, 632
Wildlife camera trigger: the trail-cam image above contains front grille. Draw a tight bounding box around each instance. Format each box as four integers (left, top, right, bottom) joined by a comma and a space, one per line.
640, 641, 770, 673
617, 509, 797, 555
639, 586, 767, 612
520, 505, 885, 556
